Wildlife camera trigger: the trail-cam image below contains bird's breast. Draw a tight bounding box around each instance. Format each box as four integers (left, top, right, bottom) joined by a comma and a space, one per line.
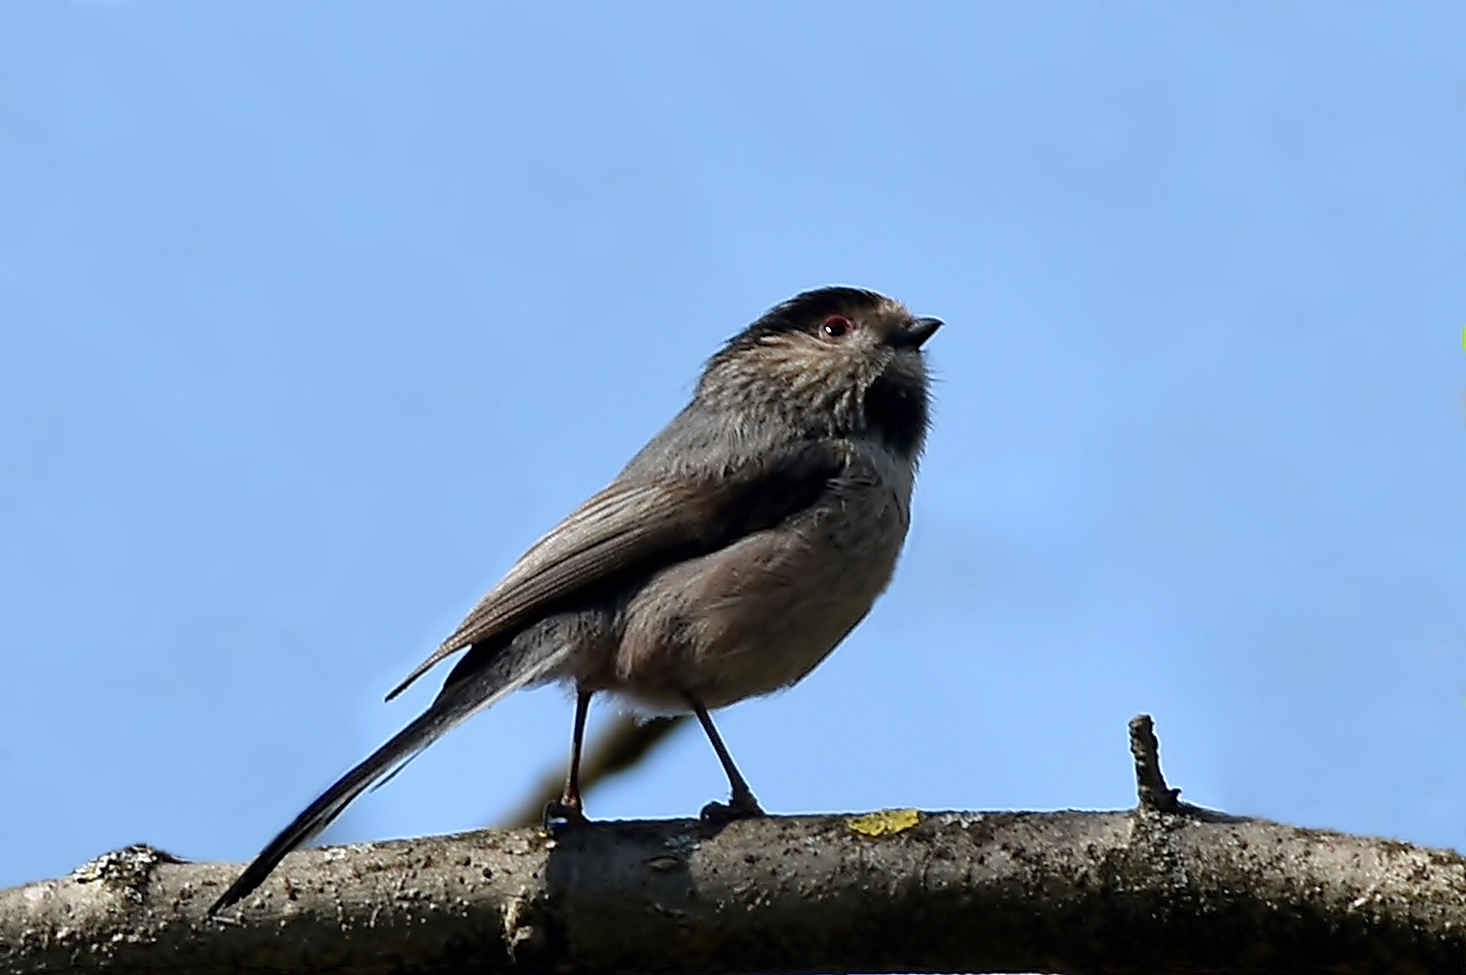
612, 445, 914, 710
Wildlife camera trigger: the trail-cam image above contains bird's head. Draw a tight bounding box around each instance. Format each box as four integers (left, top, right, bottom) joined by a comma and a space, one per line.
699, 287, 940, 459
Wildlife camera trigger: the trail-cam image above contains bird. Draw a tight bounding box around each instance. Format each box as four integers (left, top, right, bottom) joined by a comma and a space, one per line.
209, 286, 940, 914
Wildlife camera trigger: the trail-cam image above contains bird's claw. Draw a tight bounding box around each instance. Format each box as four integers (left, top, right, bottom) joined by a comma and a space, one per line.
699, 792, 766, 825
543, 799, 589, 831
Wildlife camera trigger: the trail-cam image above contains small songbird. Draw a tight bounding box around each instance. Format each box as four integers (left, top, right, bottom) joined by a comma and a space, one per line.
210, 286, 940, 913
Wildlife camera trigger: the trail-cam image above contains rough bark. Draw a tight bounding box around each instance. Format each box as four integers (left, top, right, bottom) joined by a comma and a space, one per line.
4, 717, 1463, 974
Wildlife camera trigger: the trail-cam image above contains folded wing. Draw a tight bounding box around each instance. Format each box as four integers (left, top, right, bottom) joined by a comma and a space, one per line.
386, 439, 844, 701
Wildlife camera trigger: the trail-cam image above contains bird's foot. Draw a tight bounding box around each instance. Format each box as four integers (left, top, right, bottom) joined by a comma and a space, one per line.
542, 798, 589, 831
699, 790, 765, 825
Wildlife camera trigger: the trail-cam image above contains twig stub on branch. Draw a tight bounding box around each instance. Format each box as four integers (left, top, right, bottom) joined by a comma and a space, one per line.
1129, 713, 1182, 812
1129, 712, 1249, 824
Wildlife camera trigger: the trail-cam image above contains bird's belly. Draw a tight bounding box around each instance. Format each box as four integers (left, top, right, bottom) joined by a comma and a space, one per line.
613, 476, 910, 710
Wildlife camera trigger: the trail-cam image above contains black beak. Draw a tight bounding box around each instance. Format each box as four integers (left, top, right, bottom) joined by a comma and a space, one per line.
890, 316, 942, 349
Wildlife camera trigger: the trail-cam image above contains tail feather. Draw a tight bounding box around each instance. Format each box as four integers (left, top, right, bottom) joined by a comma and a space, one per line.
209, 641, 571, 914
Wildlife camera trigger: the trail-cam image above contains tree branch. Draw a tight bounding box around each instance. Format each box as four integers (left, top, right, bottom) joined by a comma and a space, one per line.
5, 717, 1464, 974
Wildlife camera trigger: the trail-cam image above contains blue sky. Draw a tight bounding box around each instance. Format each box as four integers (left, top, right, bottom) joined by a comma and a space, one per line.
3, 2, 1464, 889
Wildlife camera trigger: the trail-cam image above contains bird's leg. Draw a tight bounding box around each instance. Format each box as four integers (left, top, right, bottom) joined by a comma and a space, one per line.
544, 688, 593, 828
685, 692, 765, 822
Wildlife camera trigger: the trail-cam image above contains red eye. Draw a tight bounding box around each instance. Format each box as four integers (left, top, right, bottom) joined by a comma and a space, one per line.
821, 315, 853, 338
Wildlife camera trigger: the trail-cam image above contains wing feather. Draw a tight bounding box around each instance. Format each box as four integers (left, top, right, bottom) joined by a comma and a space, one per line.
386, 440, 843, 700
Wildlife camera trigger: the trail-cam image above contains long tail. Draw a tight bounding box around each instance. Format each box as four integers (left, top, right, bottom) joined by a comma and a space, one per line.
209, 641, 571, 914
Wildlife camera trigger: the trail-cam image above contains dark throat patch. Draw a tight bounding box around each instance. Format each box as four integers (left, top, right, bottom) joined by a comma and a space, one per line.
863, 371, 929, 458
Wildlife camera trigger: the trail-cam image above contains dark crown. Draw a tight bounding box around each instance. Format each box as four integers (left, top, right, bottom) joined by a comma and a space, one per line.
713, 286, 890, 362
